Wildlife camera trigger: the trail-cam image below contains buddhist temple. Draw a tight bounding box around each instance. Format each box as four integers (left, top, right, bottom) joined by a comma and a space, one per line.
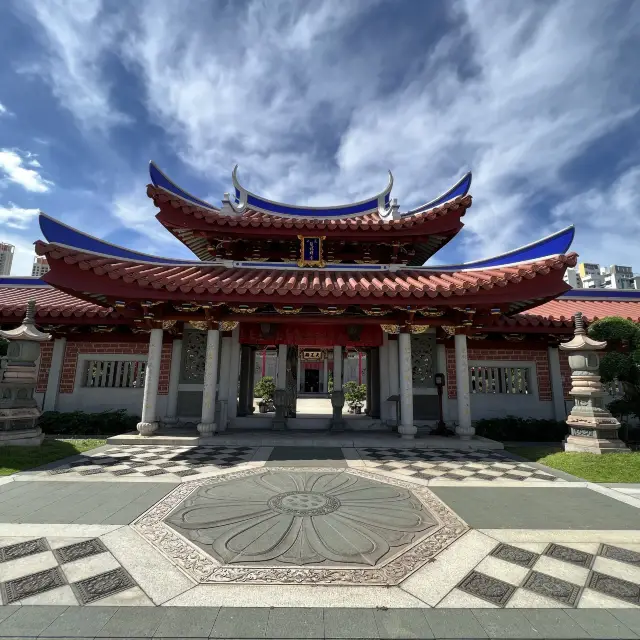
2, 163, 640, 440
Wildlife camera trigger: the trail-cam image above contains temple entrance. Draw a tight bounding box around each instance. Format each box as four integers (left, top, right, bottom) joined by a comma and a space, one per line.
304, 369, 320, 393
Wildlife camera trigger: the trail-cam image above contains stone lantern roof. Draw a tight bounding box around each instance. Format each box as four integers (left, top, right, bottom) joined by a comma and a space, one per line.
559, 312, 606, 352
0, 300, 51, 343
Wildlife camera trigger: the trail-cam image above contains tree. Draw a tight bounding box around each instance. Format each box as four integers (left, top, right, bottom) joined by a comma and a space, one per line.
344, 380, 367, 410
588, 316, 640, 421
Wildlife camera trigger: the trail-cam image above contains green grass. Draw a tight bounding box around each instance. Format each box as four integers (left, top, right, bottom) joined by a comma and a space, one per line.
508, 446, 640, 483
0, 439, 106, 475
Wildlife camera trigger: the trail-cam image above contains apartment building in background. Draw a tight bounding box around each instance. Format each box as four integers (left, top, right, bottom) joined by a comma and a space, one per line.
31, 256, 50, 277
563, 262, 640, 290
0, 243, 14, 276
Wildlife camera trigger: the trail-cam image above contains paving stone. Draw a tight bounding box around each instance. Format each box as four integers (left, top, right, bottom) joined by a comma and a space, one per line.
587, 570, 640, 606
520, 610, 591, 639
0, 537, 48, 562
373, 608, 432, 639
457, 571, 516, 606
522, 570, 581, 607
41, 605, 118, 637
423, 609, 488, 638
0, 605, 20, 625
601, 544, 640, 567
565, 609, 639, 639
471, 610, 542, 638
610, 610, 640, 636
0, 566, 67, 604
490, 543, 538, 568
324, 608, 380, 639
71, 567, 138, 605
153, 606, 219, 637
210, 607, 270, 639
0, 605, 68, 637
265, 607, 324, 639
54, 538, 108, 564
95, 606, 167, 638
544, 543, 595, 568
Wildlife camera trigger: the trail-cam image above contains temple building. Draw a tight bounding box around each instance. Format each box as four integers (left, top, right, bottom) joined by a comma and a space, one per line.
2, 163, 640, 440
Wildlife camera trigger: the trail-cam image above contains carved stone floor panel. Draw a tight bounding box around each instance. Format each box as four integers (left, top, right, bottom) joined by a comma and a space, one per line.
356, 448, 564, 482
133, 466, 469, 585
0, 536, 140, 605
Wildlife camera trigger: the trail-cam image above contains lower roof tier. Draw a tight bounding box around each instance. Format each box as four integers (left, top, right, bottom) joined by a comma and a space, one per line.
32, 239, 576, 312
2, 282, 640, 329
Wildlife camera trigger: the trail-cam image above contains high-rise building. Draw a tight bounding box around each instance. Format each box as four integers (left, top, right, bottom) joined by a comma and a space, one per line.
0, 243, 14, 276
31, 256, 50, 277
563, 262, 640, 290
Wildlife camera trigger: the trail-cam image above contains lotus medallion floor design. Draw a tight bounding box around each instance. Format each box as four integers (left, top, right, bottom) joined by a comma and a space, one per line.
133, 467, 468, 585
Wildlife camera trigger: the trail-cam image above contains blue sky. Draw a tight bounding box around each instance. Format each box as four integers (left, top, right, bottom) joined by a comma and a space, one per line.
1, 0, 639, 276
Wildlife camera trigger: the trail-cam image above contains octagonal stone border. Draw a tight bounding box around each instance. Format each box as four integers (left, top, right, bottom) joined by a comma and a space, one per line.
131, 466, 469, 586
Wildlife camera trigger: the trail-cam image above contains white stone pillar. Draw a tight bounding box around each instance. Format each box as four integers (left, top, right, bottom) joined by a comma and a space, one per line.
217, 335, 233, 431
436, 343, 449, 421
388, 336, 400, 396
276, 344, 288, 390
548, 345, 567, 421
163, 338, 182, 425
227, 327, 240, 418
333, 345, 343, 390
322, 357, 329, 394
398, 331, 416, 438
379, 335, 390, 421
197, 327, 220, 435
137, 327, 163, 436
43, 337, 66, 412
454, 333, 474, 439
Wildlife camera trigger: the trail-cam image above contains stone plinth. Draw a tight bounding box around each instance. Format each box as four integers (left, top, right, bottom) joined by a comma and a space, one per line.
560, 312, 630, 454
0, 301, 51, 446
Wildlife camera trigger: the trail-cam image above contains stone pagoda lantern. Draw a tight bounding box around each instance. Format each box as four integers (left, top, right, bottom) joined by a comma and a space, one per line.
0, 300, 51, 446
560, 312, 630, 454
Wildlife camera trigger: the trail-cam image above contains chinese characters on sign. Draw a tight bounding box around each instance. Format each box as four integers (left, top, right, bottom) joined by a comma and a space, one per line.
298, 236, 326, 267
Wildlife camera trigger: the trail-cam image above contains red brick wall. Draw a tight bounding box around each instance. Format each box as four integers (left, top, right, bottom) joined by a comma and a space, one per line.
446, 342, 552, 401
55, 340, 172, 395
36, 342, 54, 393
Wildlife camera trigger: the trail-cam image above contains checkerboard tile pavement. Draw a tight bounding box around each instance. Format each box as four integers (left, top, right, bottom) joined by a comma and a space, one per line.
0, 536, 148, 605
355, 447, 564, 482
445, 541, 640, 608
47, 445, 258, 478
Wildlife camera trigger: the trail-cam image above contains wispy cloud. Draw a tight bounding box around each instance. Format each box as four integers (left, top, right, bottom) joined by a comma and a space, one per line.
551, 165, 640, 267
0, 102, 8, 116
0, 149, 53, 192
0, 202, 40, 229
18, 0, 130, 132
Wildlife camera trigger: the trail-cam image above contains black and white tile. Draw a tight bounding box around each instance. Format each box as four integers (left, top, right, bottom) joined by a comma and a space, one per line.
0, 536, 147, 605
356, 447, 563, 482
449, 542, 640, 608
47, 445, 258, 478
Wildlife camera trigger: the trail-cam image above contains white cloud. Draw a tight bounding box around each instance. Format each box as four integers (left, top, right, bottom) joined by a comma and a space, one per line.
18, 0, 130, 132
551, 165, 640, 268
12, 0, 640, 265
0, 149, 53, 193
0, 203, 40, 229
0, 102, 7, 115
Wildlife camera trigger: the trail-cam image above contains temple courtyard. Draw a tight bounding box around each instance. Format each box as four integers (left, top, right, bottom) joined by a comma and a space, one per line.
0, 443, 637, 638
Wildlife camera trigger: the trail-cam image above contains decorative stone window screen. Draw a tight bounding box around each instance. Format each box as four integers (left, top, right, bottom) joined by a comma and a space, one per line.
411, 334, 436, 388
180, 329, 207, 384
469, 360, 538, 396
80, 355, 147, 389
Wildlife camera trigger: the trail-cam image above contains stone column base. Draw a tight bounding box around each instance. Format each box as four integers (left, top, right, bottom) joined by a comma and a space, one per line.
398, 424, 417, 439
136, 421, 159, 436
564, 434, 631, 454
197, 422, 217, 435
456, 425, 475, 440
0, 428, 45, 447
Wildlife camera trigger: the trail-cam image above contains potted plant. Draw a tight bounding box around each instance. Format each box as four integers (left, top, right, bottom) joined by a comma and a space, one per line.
344, 381, 367, 414
254, 376, 276, 413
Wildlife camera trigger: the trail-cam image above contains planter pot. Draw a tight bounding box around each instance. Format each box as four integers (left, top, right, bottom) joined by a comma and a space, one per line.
354, 405, 362, 414
259, 404, 268, 414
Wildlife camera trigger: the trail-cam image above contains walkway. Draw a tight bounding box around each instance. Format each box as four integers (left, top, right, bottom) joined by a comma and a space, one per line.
0, 444, 638, 638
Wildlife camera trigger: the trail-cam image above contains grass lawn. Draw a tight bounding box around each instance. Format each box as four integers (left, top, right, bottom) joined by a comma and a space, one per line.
0, 439, 106, 476
508, 446, 640, 483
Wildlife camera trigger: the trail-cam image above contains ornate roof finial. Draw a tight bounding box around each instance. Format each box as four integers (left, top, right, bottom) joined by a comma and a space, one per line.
574, 311, 585, 335
24, 299, 36, 325
0, 301, 51, 342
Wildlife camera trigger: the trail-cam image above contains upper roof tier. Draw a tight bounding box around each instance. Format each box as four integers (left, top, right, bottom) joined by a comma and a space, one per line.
148, 163, 473, 263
